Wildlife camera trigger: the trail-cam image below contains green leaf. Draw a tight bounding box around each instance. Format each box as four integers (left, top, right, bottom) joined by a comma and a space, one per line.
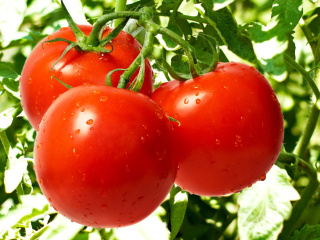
238, 165, 300, 240
303, 7, 320, 37
288, 224, 320, 240
30, 214, 83, 240
4, 153, 28, 194
199, 3, 256, 62
245, 0, 303, 81
0, 195, 51, 232
0, 107, 16, 131
0, 0, 27, 47
0, 31, 47, 50
171, 54, 192, 77
0, 63, 20, 79
169, 186, 188, 240
161, 25, 183, 50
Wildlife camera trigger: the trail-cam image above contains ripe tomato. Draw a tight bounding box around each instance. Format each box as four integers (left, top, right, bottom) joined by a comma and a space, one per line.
151, 62, 284, 196
20, 25, 154, 129
34, 85, 176, 228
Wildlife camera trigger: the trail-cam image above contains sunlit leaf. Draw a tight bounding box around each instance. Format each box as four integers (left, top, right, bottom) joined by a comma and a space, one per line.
0, 0, 27, 47
238, 165, 300, 240
288, 224, 320, 240
169, 186, 188, 240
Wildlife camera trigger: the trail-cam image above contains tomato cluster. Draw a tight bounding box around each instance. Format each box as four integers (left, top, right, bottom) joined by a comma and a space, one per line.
21, 25, 283, 228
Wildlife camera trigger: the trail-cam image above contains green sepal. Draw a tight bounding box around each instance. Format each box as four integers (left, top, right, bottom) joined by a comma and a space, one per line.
51, 75, 73, 89
129, 53, 145, 92
98, 17, 130, 48
50, 42, 78, 72
105, 68, 127, 87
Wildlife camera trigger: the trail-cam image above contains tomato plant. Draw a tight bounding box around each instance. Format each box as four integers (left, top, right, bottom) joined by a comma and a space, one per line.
20, 25, 154, 129
34, 84, 176, 228
152, 62, 284, 196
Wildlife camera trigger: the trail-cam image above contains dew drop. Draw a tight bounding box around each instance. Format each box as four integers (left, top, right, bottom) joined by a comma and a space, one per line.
234, 142, 239, 148
60, 27, 68, 31
75, 129, 80, 134
195, 92, 199, 96
86, 119, 93, 125
141, 137, 146, 143
81, 108, 85, 112
39, 179, 43, 184
184, 98, 189, 104
93, 90, 101, 94
76, 102, 81, 108
125, 165, 130, 173
102, 204, 108, 210
271, 94, 277, 102
101, 190, 107, 198
155, 111, 164, 119
250, 66, 255, 70
82, 174, 86, 182
48, 197, 52, 202
28, 78, 33, 84
90, 127, 94, 130
196, 99, 201, 104
37, 143, 42, 149
259, 174, 267, 181
69, 134, 73, 139
235, 135, 242, 143
215, 139, 220, 145
100, 96, 109, 102
142, 125, 147, 130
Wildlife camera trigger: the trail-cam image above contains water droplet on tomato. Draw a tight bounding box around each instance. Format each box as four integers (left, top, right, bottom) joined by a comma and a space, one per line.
39, 179, 43, 184
142, 125, 147, 130
47, 35, 52, 40
100, 96, 108, 102
215, 139, 221, 145
155, 111, 164, 119
125, 165, 130, 173
93, 90, 101, 94
75, 129, 80, 134
101, 190, 107, 198
259, 174, 266, 181
60, 27, 68, 31
81, 108, 85, 112
90, 127, 94, 130
184, 98, 189, 104
48, 197, 52, 202
196, 99, 201, 104
235, 135, 242, 143
195, 92, 200, 96
37, 143, 42, 149
76, 102, 81, 108
82, 174, 86, 182
86, 119, 93, 125
69, 134, 73, 139
234, 142, 239, 148
83, 214, 88, 219
271, 94, 277, 101
102, 204, 108, 210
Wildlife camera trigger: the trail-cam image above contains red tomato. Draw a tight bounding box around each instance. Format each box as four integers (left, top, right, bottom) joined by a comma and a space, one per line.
20, 25, 154, 129
151, 62, 284, 196
34, 85, 176, 228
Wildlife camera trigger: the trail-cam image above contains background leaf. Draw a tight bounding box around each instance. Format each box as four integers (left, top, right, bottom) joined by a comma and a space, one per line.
238, 165, 300, 240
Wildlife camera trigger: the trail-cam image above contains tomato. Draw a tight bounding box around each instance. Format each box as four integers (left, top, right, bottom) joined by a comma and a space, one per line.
34, 85, 176, 228
20, 25, 154, 129
151, 62, 284, 196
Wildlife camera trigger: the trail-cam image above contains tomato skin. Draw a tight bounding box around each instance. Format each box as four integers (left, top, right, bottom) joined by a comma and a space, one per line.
20, 25, 154, 129
34, 85, 176, 228
151, 62, 284, 196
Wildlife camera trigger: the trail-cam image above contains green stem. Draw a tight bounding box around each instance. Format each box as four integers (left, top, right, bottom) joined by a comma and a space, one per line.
169, 0, 183, 25
61, 0, 86, 43
284, 54, 320, 100
114, 0, 127, 28
294, 103, 320, 158
0, 131, 10, 156
86, 11, 141, 47
117, 29, 155, 88
154, 12, 208, 24
279, 171, 318, 239
158, 25, 202, 77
